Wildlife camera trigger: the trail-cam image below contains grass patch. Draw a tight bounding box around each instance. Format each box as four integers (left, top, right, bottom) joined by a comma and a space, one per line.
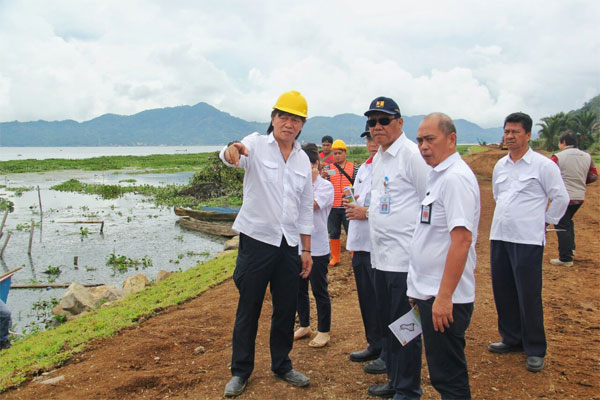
0, 251, 237, 392
457, 145, 489, 155
0, 153, 213, 174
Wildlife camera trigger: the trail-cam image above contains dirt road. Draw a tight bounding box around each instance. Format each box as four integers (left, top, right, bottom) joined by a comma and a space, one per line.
4, 149, 600, 399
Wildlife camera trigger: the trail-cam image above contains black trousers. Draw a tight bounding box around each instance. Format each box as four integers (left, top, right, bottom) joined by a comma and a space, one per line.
416, 298, 473, 400
231, 233, 301, 379
374, 269, 422, 399
297, 254, 331, 332
327, 207, 349, 239
556, 203, 581, 262
490, 240, 546, 357
352, 251, 385, 358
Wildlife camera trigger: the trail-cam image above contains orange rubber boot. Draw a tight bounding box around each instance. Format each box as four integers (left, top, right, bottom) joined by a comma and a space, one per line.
329, 239, 341, 266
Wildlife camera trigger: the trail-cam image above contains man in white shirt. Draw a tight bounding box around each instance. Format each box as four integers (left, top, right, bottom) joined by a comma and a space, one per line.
408, 113, 480, 399
488, 112, 568, 373
220, 91, 314, 397
344, 124, 387, 375
364, 97, 429, 399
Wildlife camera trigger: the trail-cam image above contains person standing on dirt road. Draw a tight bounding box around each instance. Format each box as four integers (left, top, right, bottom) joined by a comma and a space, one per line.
488, 112, 568, 373
344, 123, 387, 375
364, 96, 429, 399
219, 90, 314, 397
549, 131, 598, 267
408, 113, 480, 399
322, 139, 357, 267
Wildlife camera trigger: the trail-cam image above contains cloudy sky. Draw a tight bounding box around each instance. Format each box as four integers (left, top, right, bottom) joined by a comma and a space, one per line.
0, 0, 598, 129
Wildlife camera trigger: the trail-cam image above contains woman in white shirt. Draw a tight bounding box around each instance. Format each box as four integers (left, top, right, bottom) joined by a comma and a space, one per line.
294, 143, 334, 348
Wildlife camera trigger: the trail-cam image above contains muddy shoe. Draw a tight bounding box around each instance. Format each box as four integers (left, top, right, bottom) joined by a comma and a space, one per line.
224, 376, 247, 397
550, 259, 573, 267
274, 369, 310, 387
367, 382, 394, 398
364, 357, 387, 374
526, 356, 545, 372
349, 348, 380, 362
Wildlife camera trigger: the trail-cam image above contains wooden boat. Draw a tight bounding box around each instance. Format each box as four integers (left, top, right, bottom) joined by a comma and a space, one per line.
177, 216, 237, 237
0, 267, 22, 303
174, 207, 238, 222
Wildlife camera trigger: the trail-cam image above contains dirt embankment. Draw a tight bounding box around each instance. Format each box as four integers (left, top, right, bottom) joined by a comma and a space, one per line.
4, 149, 600, 399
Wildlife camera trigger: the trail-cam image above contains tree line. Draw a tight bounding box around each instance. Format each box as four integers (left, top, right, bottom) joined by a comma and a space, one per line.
534, 95, 599, 152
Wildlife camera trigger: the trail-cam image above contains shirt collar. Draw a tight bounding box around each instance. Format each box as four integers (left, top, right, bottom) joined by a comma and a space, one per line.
432, 151, 460, 173
267, 133, 301, 151
378, 131, 406, 157
366, 156, 373, 164
504, 147, 533, 165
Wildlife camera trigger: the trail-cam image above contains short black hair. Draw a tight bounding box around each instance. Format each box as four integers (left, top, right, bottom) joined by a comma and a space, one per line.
321, 135, 333, 144
266, 110, 306, 137
302, 143, 320, 164
559, 131, 577, 146
504, 112, 533, 133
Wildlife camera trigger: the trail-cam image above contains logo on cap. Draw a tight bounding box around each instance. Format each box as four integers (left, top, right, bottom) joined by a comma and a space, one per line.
376, 101, 385, 108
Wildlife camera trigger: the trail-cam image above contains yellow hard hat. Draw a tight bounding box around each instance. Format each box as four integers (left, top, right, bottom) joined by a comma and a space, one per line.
272, 90, 308, 118
331, 139, 347, 151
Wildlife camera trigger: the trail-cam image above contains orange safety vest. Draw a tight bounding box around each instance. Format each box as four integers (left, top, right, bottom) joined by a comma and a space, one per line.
329, 161, 355, 207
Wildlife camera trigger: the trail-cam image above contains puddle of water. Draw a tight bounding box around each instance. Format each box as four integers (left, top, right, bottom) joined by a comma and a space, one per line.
1, 171, 227, 333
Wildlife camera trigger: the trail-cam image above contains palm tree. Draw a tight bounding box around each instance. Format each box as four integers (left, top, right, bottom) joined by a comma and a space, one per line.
569, 110, 598, 149
537, 113, 568, 151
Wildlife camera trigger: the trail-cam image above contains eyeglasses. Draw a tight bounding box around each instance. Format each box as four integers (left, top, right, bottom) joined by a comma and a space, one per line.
367, 116, 398, 127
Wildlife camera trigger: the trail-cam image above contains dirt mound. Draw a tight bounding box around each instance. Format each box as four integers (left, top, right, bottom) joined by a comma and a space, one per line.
463, 148, 507, 179
4, 178, 599, 399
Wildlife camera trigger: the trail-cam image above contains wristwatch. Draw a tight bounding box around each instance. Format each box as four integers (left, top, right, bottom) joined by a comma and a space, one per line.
365, 209, 369, 220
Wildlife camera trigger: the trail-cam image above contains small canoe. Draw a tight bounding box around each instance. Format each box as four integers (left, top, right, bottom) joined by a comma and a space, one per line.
177, 216, 237, 237
174, 207, 239, 222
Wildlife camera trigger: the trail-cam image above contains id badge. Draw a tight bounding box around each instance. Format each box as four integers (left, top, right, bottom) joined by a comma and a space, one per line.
420, 203, 432, 224
379, 194, 391, 214
364, 192, 371, 207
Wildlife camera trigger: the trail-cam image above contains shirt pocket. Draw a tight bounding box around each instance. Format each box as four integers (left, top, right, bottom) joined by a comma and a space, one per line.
292, 169, 308, 194
516, 174, 539, 194
261, 160, 278, 183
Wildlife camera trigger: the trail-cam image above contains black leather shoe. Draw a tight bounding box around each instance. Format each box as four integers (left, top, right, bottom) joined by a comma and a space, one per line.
364, 357, 387, 375
224, 376, 247, 397
488, 342, 523, 354
274, 369, 310, 387
349, 348, 380, 362
367, 382, 394, 398
526, 356, 545, 372
0, 340, 11, 350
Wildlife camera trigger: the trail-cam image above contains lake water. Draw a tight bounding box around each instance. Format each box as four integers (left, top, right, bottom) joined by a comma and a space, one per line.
0, 150, 231, 333
0, 146, 224, 161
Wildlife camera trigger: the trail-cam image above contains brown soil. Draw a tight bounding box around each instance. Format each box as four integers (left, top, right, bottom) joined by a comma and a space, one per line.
5, 149, 600, 399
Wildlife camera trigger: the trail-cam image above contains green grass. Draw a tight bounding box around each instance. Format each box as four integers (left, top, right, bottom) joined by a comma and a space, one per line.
457, 145, 489, 155
0, 251, 237, 392
0, 153, 214, 174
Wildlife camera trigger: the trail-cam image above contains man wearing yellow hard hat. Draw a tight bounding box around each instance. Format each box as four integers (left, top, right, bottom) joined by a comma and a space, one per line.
220, 90, 314, 397
322, 139, 357, 266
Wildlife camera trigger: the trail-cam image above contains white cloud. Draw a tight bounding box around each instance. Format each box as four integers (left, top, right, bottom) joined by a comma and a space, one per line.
0, 0, 598, 129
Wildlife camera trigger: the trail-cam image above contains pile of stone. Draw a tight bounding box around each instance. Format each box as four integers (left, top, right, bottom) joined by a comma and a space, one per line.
52, 270, 173, 320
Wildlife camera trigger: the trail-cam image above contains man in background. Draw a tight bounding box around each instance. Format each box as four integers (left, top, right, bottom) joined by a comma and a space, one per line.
320, 135, 335, 165
345, 123, 387, 375
550, 131, 598, 266
489, 112, 568, 373
324, 139, 357, 266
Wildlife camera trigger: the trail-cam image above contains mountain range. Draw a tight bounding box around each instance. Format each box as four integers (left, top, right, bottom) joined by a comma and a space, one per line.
0, 102, 503, 146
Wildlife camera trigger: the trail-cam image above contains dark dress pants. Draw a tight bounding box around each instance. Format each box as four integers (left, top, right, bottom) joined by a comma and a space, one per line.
490, 240, 546, 357
416, 298, 473, 400
374, 269, 422, 399
556, 203, 581, 262
231, 233, 302, 379
297, 254, 331, 332
327, 207, 349, 239
352, 251, 385, 359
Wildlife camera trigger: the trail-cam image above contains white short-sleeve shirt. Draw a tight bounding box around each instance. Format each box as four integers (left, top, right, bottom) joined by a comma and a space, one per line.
490, 148, 568, 246
308, 175, 334, 256
407, 152, 480, 303
346, 158, 373, 252
369, 133, 430, 272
